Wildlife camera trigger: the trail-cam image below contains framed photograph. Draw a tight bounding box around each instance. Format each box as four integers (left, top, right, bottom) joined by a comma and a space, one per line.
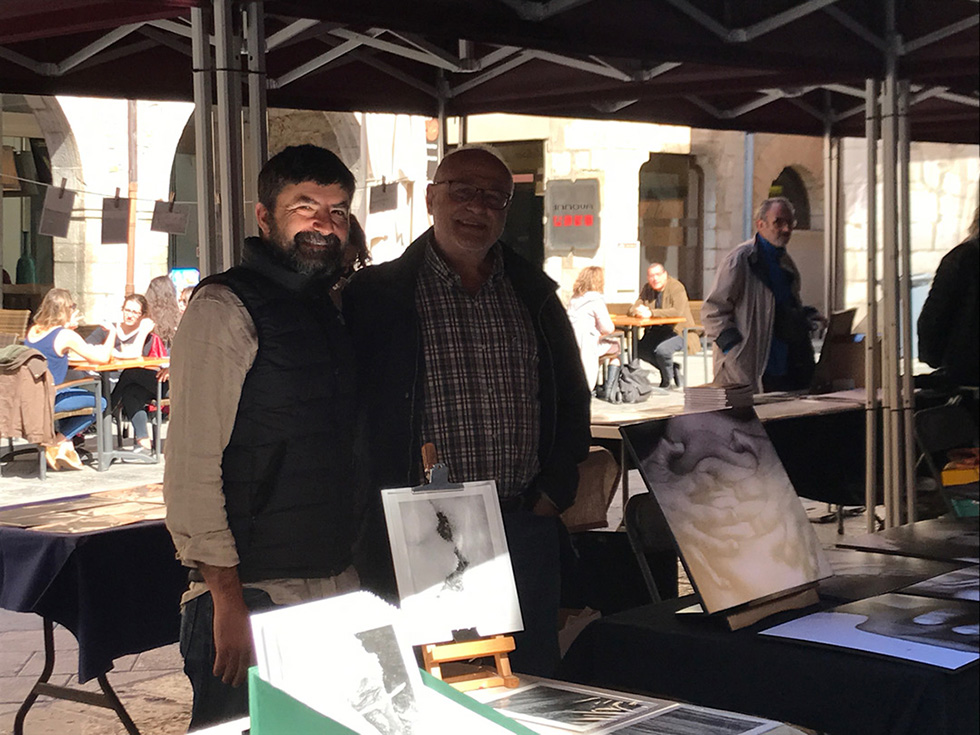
837, 516, 980, 564
382, 480, 522, 645
480, 680, 667, 733
621, 409, 831, 614
250, 591, 423, 734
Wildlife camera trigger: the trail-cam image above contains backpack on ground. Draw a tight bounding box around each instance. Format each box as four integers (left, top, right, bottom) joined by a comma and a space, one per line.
604, 360, 656, 404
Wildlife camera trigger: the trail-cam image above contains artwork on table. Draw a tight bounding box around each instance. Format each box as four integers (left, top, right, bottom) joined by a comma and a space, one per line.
836, 516, 980, 564
900, 566, 979, 602
482, 680, 667, 733
250, 591, 423, 734
610, 703, 778, 735
621, 409, 831, 614
761, 593, 980, 670
818, 547, 962, 603
382, 480, 522, 645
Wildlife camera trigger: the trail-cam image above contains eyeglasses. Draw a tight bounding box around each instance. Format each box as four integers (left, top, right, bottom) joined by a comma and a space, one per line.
122, 308, 143, 316
431, 180, 513, 211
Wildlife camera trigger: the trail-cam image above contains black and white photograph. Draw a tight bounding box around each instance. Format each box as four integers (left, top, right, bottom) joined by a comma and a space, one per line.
250, 591, 424, 734
901, 566, 980, 603
622, 410, 830, 613
761, 593, 980, 670
837, 516, 980, 564
610, 703, 778, 735
382, 481, 523, 645
484, 681, 663, 733
818, 548, 963, 603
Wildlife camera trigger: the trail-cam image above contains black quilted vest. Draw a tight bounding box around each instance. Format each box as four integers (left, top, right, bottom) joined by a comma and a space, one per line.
202, 258, 357, 583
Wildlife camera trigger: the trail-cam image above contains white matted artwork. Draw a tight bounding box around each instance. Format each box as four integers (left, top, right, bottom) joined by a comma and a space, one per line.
613, 703, 779, 735
621, 409, 831, 614
250, 591, 423, 733
382, 480, 523, 645
761, 593, 979, 670
480, 680, 668, 733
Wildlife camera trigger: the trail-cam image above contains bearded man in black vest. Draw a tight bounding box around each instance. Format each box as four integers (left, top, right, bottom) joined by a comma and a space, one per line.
163, 145, 362, 728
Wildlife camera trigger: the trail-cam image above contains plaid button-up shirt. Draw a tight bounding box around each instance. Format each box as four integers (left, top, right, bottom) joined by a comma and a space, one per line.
416, 240, 540, 500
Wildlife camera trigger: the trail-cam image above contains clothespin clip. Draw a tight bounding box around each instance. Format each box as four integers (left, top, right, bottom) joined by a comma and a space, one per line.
381, 176, 387, 193
58, 178, 67, 199
168, 192, 176, 212
412, 442, 462, 492
114, 188, 121, 208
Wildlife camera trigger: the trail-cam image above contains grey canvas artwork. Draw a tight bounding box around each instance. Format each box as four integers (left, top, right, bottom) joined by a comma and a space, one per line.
622, 409, 830, 613
818, 548, 961, 603
901, 566, 980, 602
399, 494, 493, 596
613, 704, 775, 735
837, 516, 980, 564
488, 683, 653, 732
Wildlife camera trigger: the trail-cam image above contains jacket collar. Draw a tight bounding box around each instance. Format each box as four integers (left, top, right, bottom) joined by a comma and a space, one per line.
240, 236, 341, 294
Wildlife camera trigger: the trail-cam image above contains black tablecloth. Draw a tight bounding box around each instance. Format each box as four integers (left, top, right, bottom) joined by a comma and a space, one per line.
560, 595, 979, 735
0, 521, 186, 682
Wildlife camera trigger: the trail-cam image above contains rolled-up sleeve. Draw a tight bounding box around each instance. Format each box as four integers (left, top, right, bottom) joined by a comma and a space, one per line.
163, 284, 257, 568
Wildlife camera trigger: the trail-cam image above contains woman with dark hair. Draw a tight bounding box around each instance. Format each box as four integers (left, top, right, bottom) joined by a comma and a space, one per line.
24, 288, 115, 470
145, 275, 181, 349
112, 277, 179, 453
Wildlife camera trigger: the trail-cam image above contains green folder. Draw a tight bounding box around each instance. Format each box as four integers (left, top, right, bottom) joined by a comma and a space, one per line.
248, 667, 536, 734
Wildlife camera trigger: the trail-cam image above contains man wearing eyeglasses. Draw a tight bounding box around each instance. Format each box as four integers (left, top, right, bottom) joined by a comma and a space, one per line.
702, 196, 817, 393
345, 146, 591, 677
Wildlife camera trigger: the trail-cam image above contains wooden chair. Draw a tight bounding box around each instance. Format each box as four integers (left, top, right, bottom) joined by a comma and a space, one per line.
0, 308, 31, 345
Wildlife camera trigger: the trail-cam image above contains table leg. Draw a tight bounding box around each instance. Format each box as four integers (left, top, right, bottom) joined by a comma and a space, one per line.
682, 327, 690, 388
620, 440, 630, 527
13, 618, 141, 735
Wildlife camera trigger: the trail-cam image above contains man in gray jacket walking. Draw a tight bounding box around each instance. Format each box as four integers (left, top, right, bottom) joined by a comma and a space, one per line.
702, 197, 815, 393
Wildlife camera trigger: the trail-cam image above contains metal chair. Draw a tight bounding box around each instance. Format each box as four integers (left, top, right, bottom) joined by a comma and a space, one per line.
623, 492, 679, 603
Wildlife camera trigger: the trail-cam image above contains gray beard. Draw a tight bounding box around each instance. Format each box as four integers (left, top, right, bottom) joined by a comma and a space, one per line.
266, 225, 345, 277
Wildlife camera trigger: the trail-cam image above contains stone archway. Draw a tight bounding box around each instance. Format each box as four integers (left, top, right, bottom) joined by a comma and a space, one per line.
23, 96, 87, 309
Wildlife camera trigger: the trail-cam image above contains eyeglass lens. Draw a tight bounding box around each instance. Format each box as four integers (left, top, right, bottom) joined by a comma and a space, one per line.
442, 181, 511, 210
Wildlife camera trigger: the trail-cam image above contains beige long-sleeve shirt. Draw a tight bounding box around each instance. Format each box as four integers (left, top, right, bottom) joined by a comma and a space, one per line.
163, 283, 358, 605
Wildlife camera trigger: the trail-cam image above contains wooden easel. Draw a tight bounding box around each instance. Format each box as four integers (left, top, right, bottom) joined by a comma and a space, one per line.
414, 443, 520, 692
723, 584, 820, 631
421, 635, 519, 692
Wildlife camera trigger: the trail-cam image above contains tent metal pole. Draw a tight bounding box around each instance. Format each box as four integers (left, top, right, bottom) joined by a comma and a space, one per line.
191, 5, 216, 278
214, 0, 244, 269
881, 27, 902, 529
244, 0, 267, 238
865, 78, 881, 532
898, 79, 916, 524
743, 132, 755, 240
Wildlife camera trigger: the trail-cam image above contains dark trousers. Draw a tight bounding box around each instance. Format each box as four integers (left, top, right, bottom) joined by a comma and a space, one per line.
502, 509, 562, 677
179, 587, 277, 730
637, 330, 684, 386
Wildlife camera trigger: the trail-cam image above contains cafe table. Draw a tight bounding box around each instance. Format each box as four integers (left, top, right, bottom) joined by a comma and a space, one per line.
610, 314, 685, 368
69, 357, 169, 469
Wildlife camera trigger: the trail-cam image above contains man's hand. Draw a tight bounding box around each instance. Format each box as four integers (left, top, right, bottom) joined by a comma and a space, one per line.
634, 304, 652, 318
199, 564, 253, 687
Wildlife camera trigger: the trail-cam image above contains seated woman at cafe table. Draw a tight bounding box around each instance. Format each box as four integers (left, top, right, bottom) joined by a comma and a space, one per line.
24, 288, 116, 470
112, 277, 178, 453
84, 293, 156, 358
